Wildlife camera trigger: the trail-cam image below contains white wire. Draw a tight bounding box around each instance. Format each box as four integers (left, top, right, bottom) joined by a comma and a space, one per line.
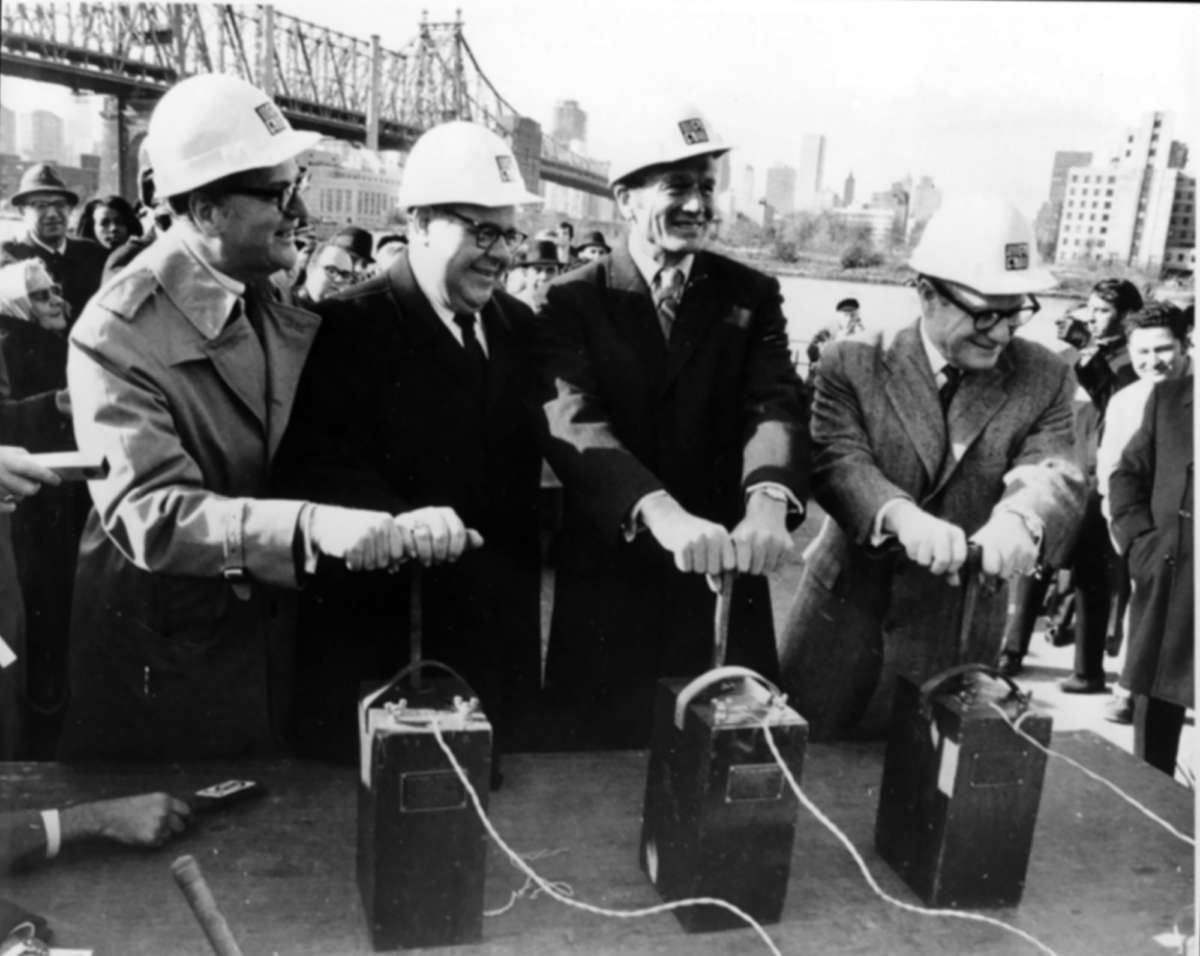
759, 718, 1061, 956
991, 702, 1195, 847
429, 718, 785, 956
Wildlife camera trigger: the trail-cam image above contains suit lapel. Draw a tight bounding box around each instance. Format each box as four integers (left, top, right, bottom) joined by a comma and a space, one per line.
481, 296, 515, 410
200, 315, 268, 433
882, 322, 945, 483
387, 257, 475, 387
608, 243, 668, 374
260, 290, 321, 460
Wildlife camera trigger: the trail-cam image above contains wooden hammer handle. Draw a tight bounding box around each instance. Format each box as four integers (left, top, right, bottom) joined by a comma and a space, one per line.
171, 854, 245, 956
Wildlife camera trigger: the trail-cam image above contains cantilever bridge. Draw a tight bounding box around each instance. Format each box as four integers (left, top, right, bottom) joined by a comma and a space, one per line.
0, 3, 610, 196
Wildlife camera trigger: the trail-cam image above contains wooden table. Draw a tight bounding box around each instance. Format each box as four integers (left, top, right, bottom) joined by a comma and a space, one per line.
1, 732, 1192, 955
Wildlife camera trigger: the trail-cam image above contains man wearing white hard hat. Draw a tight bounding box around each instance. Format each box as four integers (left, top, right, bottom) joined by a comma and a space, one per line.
777, 194, 1085, 740
535, 104, 809, 749
59, 73, 444, 763
275, 121, 544, 766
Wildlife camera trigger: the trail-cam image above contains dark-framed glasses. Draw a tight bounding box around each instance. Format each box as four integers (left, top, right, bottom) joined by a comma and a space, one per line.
442, 210, 527, 252
322, 263, 355, 284
929, 276, 1040, 332
29, 284, 63, 303
25, 198, 71, 214
226, 170, 310, 213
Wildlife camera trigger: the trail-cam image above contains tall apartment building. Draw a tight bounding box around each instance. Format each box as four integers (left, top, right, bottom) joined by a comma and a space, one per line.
843, 171, 855, 207
19, 109, 66, 164
551, 99, 587, 146
0, 107, 15, 155
1049, 150, 1093, 207
765, 164, 797, 216
796, 133, 825, 210
1056, 111, 1194, 275
736, 164, 756, 217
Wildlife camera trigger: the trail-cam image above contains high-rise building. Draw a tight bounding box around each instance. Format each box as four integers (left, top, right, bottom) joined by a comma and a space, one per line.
551, 99, 587, 145
1049, 150, 1093, 207
0, 107, 15, 155
20, 109, 66, 164
843, 171, 855, 207
765, 164, 797, 216
1056, 111, 1194, 275
737, 164, 756, 217
715, 152, 731, 194
909, 175, 942, 230
796, 133, 826, 210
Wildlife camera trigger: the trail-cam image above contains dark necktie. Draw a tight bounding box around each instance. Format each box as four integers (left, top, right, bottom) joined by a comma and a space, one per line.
453, 313, 487, 393
653, 266, 684, 341
939, 365, 962, 413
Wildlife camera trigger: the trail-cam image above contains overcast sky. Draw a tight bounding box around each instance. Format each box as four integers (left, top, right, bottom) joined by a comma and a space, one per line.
274, 0, 1198, 216
5, 1, 1197, 218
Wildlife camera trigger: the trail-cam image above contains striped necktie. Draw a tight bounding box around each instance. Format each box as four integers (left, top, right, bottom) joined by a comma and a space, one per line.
653, 266, 684, 341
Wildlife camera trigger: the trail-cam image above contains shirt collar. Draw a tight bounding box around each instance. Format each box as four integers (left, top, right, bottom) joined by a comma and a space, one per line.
626, 236, 694, 291
169, 229, 247, 338
917, 317, 952, 377
408, 249, 488, 352
27, 231, 67, 256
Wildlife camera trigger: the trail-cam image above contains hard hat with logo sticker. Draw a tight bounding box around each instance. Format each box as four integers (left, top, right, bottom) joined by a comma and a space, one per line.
607, 103, 730, 188
398, 121, 544, 209
908, 194, 1056, 295
146, 73, 322, 199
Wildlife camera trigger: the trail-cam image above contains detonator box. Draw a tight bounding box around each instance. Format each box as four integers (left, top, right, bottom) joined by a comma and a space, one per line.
357, 663, 492, 950
874, 664, 1052, 909
640, 666, 808, 932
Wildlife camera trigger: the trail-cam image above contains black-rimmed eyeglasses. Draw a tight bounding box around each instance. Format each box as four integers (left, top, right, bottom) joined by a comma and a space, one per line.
928, 276, 1040, 333
442, 210, 527, 252
226, 170, 310, 213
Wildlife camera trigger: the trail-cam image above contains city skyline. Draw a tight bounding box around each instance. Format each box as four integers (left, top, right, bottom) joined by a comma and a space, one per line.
2, 1, 1195, 224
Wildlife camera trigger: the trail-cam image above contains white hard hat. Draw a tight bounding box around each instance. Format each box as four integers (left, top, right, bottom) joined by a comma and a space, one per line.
398, 121, 544, 209
607, 103, 729, 187
146, 73, 322, 199
908, 194, 1056, 295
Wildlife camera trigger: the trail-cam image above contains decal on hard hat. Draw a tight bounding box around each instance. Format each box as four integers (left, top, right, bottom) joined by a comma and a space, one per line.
495, 155, 517, 183
255, 102, 288, 135
678, 118, 709, 145
1004, 243, 1029, 271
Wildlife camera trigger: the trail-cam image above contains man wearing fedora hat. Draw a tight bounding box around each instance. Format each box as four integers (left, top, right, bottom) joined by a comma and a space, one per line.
329, 225, 374, 277
573, 230, 611, 264
1, 163, 108, 323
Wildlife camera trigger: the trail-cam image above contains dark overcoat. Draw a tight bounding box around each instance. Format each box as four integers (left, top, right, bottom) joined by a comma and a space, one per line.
1109, 376, 1193, 708
778, 321, 1086, 738
535, 243, 809, 748
273, 256, 543, 759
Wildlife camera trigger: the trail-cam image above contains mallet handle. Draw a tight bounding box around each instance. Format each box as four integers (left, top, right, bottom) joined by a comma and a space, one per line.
171, 854, 245, 956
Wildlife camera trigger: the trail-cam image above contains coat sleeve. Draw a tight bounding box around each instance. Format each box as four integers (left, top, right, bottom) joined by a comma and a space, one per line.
1108, 386, 1157, 555
809, 340, 915, 544
989, 360, 1086, 558
536, 280, 665, 539
67, 315, 304, 589
0, 809, 48, 873
738, 275, 810, 503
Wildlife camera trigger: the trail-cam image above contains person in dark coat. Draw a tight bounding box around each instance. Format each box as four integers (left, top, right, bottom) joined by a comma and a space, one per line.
535, 105, 809, 750
1055, 278, 1141, 694
0, 259, 85, 757
275, 120, 545, 765
1108, 375, 1193, 778
0, 164, 107, 323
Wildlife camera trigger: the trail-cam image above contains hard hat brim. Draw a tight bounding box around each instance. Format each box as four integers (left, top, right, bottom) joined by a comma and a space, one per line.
607, 145, 730, 189
398, 183, 545, 209
153, 128, 323, 198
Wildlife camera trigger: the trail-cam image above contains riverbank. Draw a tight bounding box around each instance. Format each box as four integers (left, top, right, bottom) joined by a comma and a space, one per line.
718, 242, 1192, 300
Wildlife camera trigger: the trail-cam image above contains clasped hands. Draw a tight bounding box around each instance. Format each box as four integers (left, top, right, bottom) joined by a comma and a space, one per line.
883, 500, 1038, 582
641, 490, 793, 576
310, 504, 484, 572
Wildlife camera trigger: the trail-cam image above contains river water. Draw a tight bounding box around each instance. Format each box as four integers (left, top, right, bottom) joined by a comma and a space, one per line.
775, 273, 1077, 360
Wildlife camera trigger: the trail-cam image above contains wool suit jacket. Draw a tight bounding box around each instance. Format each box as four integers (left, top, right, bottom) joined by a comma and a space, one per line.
778, 319, 1085, 738
535, 242, 809, 748
273, 255, 543, 759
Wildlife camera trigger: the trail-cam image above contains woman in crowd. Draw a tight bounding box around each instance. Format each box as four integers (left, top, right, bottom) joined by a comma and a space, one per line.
76, 194, 143, 252
0, 259, 85, 758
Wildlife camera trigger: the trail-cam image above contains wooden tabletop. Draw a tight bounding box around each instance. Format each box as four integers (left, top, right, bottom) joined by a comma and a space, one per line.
0, 731, 1192, 955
